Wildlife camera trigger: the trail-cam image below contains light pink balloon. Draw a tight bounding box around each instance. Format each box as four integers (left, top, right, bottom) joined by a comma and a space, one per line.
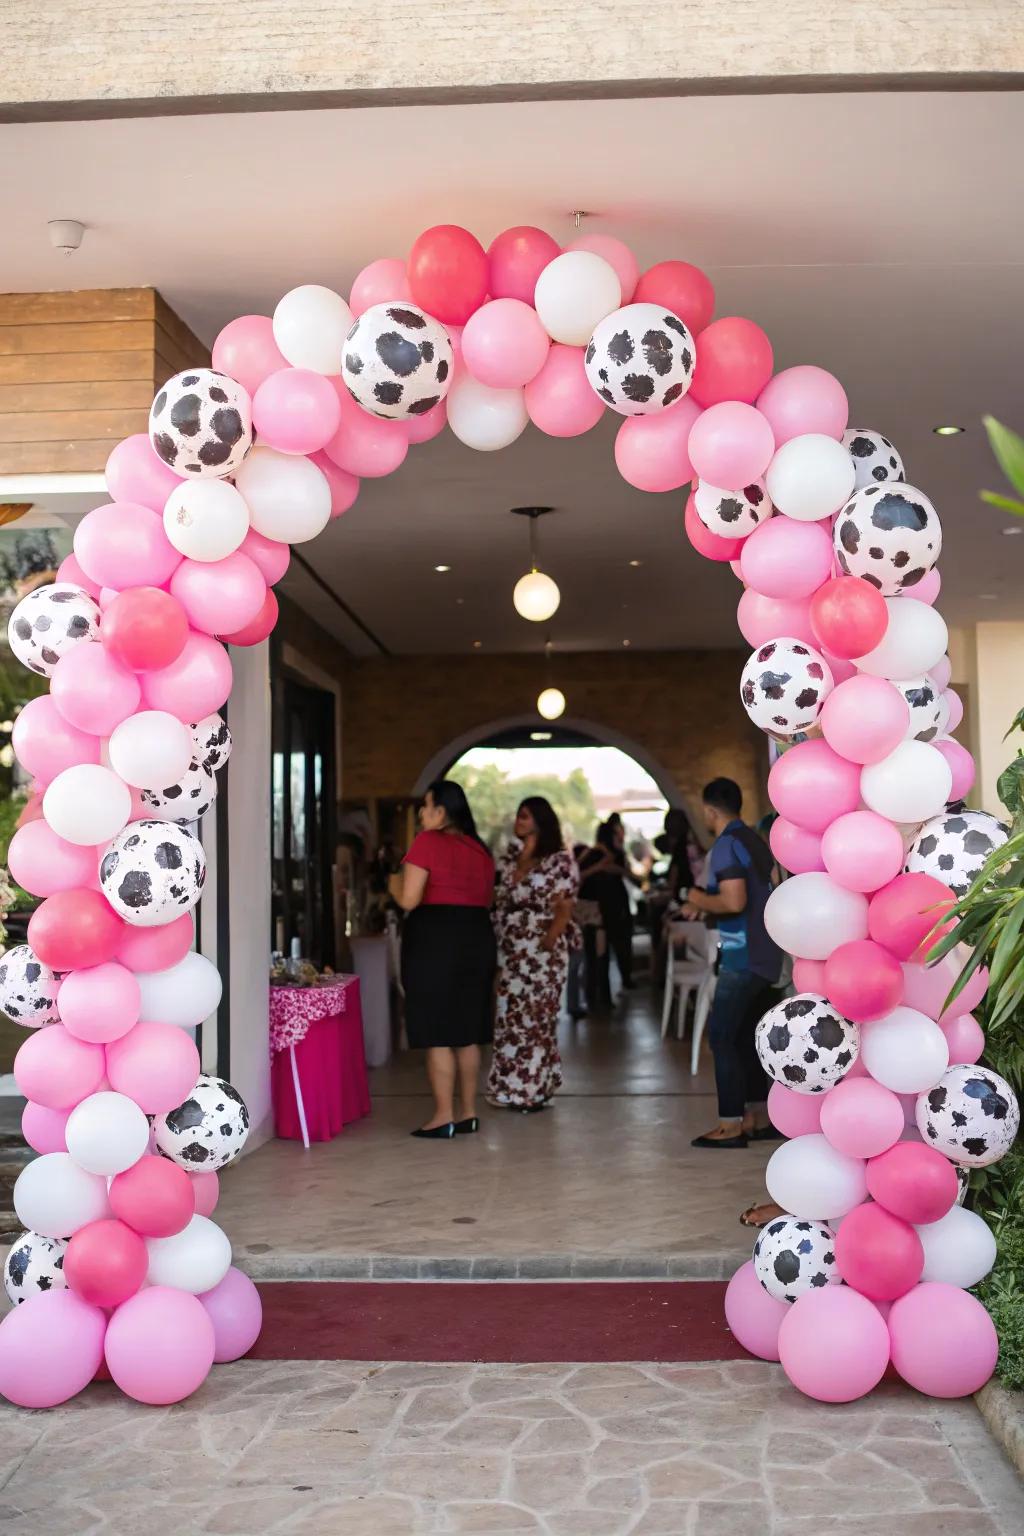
687, 402, 774, 490
737, 590, 816, 649
105, 435, 184, 514
757, 366, 849, 446
104, 1287, 216, 1405
740, 517, 833, 600
769, 817, 825, 875
239, 527, 291, 586
324, 380, 408, 479
792, 958, 827, 993
170, 552, 267, 636
767, 1081, 823, 1138
889, 1283, 998, 1397
525, 345, 604, 438
349, 258, 412, 317
212, 315, 287, 395
307, 449, 360, 517
252, 367, 341, 455
568, 233, 639, 302
778, 1286, 890, 1402
615, 397, 701, 491
821, 811, 905, 893
141, 632, 232, 721
57, 962, 141, 1044
941, 1012, 985, 1066
11, 696, 100, 783
934, 736, 974, 801
399, 398, 447, 444
943, 688, 964, 732
910, 567, 941, 605
724, 1260, 788, 1362
823, 650, 858, 685
820, 1076, 904, 1158
115, 912, 194, 973
901, 952, 989, 1023
768, 740, 862, 834
22, 1101, 71, 1154
487, 226, 561, 306
7, 820, 100, 896
930, 655, 952, 692
56, 553, 102, 600
14, 1025, 106, 1110
51, 644, 141, 736
461, 298, 550, 388
200, 1267, 263, 1362
0, 1289, 106, 1408
74, 502, 182, 590
820, 675, 910, 764
106, 1020, 201, 1115
190, 1170, 220, 1217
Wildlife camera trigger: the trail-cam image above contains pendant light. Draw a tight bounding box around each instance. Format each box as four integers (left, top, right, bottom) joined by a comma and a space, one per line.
536, 636, 566, 720
511, 506, 560, 623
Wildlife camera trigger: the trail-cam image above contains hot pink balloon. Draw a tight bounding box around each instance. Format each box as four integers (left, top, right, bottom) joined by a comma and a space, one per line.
171, 552, 267, 636
768, 740, 861, 834
11, 695, 100, 783
820, 674, 910, 765
868, 873, 956, 962
615, 397, 700, 491
757, 365, 849, 445
115, 911, 194, 973
74, 502, 182, 590
252, 367, 341, 455
684, 495, 743, 562
190, 1170, 220, 1218
769, 817, 825, 875
778, 1287, 890, 1402
686, 402, 774, 490
825, 938, 904, 1023
461, 298, 549, 388
820, 1075, 903, 1158
307, 449, 360, 517
835, 1203, 923, 1302
349, 257, 412, 317
724, 1260, 788, 1362
902, 952, 989, 1023
941, 1012, 985, 1066
737, 591, 816, 650
56, 552, 102, 600
239, 527, 290, 585
57, 961, 140, 1044
889, 1283, 998, 1397
219, 587, 278, 647
7, 820, 100, 897
14, 1025, 106, 1110
911, 567, 941, 605
141, 632, 232, 720
110, 1156, 195, 1238
634, 260, 715, 336
740, 517, 833, 600
866, 1141, 959, 1225
689, 317, 774, 408
821, 810, 905, 893
106, 1019, 201, 1115
568, 233, 638, 303
0, 1289, 106, 1408
401, 397, 448, 445
934, 737, 974, 801
104, 1287, 216, 1405
487, 226, 560, 306
65, 1218, 148, 1308
323, 380, 408, 479
767, 1081, 823, 1138
943, 688, 964, 732
22, 1101, 71, 1154
105, 435, 183, 514
50, 644, 141, 736
200, 1267, 264, 1362
211, 315, 287, 396
792, 958, 827, 993
29, 888, 125, 972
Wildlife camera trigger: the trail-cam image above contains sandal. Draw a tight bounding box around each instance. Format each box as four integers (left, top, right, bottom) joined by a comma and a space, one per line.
739, 1203, 784, 1228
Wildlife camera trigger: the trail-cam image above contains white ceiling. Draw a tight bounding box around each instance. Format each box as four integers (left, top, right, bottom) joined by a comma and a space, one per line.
2, 91, 1023, 656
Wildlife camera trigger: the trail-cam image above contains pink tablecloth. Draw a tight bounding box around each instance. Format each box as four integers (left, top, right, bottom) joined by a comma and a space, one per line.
270, 978, 371, 1142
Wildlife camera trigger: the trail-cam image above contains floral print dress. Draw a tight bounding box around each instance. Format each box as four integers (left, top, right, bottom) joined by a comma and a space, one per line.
488, 847, 579, 1109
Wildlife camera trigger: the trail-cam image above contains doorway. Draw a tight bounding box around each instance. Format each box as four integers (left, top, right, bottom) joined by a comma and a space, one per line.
271, 672, 337, 970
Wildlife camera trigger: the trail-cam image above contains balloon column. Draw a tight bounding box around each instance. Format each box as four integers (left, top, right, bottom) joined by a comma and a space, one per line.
0, 220, 1017, 1409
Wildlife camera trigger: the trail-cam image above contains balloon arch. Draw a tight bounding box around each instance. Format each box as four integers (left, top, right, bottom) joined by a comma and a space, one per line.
0, 222, 1017, 1409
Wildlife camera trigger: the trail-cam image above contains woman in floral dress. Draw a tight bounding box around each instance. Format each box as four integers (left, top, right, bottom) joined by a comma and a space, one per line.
488, 797, 579, 1112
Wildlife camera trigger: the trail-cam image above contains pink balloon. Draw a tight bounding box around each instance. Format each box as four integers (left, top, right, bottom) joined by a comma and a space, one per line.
50, 644, 141, 736
823, 650, 858, 685
105, 435, 183, 513
568, 233, 638, 303
820, 675, 910, 765
74, 502, 182, 590
834, 1202, 923, 1301
792, 958, 827, 993
106, 1020, 201, 1115
238, 527, 290, 585
902, 952, 989, 1023
323, 380, 408, 479
190, 1170, 220, 1217
104, 1287, 216, 1405
866, 1141, 959, 1225
14, 1025, 106, 1110
461, 298, 550, 388
768, 740, 861, 834
29, 888, 125, 972
110, 1156, 196, 1238
220, 587, 278, 647
911, 567, 941, 605
687, 402, 775, 490
889, 1283, 998, 1397
211, 315, 287, 396
778, 1287, 890, 1402
943, 688, 964, 733
634, 260, 715, 336
769, 817, 825, 875
12, 695, 100, 783
65, 1218, 148, 1308
825, 938, 904, 1023
57, 961, 140, 1044
684, 494, 743, 562
401, 397, 448, 445
724, 1260, 788, 1362
941, 1012, 985, 1066
740, 517, 833, 600
252, 367, 341, 455
821, 811, 905, 893
487, 226, 561, 306
616, 397, 701, 491
820, 1076, 904, 1158
757, 365, 849, 446
0, 1289, 106, 1408
868, 873, 956, 962
349, 258, 412, 317
7, 820, 99, 897
22, 1101, 71, 1154
307, 449, 360, 517
767, 1081, 823, 1138
171, 552, 266, 637
931, 655, 953, 692
522, 345, 601, 438
141, 632, 232, 720
737, 590, 816, 649
115, 912, 194, 973
57, 552, 102, 600
934, 737, 974, 801
200, 1267, 264, 1362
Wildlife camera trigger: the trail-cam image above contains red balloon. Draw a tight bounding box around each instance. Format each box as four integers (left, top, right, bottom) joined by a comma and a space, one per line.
634, 260, 715, 336
218, 587, 279, 647
28, 888, 124, 971
824, 938, 904, 1023
867, 1141, 959, 1226
408, 224, 489, 325
868, 873, 957, 962
684, 493, 744, 562
102, 586, 190, 672
110, 1156, 196, 1238
65, 1218, 148, 1308
810, 576, 888, 659
689, 317, 773, 407
834, 1202, 924, 1301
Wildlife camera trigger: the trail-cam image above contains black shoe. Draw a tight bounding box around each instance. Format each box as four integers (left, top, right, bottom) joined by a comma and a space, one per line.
748, 1125, 784, 1142
411, 1122, 455, 1139
691, 1131, 749, 1149
453, 1117, 479, 1135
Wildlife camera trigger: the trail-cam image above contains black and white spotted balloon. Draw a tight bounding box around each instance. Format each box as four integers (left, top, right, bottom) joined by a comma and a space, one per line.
893, 676, 949, 743
904, 811, 1009, 897
99, 820, 206, 927
955, 1165, 970, 1205
694, 479, 771, 540
149, 369, 253, 478
3, 1231, 67, 1305
752, 1216, 839, 1303
833, 483, 942, 595
342, 303, 453, 420
7, 584, 100, 678
584, 303, 695, 416
154, 1074, 250, 1171
740, 639, 834, 738
140, 758, 218, 825
842, 428, 905, 491
191, 713, 232, 774
756, 993, 860, 1094
916, 1064, 1020, 1168
0, 945, 60, 1027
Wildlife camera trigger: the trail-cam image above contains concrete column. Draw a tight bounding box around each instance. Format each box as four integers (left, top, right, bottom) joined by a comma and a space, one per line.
972, 622, 1024, 818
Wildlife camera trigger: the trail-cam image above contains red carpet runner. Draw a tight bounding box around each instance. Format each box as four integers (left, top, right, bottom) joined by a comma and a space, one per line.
252, 1280, 745, 1362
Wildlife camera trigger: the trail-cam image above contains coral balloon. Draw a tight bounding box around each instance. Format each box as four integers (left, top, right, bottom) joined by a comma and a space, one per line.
778, 1287, 890, 1402
834, 1202, 923, 1301
820, 1075, 904, 1158
104, 1286, 216, 1405
687, 401, 774, 490
633, 260, 715, 336
740, 517, 833, 600
866, 1141, 959, 1225
110, 1155, 196, 1238
486, 226, 560, 306
65, 1218, 148, 1308
28, 888, 124, 971
689, 317, 773, 407
0, 1289, 106, 1408
767, 740, 861, 834
408, 224, 488, 325
757, 365, 848, 446
211, 315, 287, 395
889, 1283, 998, 1397
810, 576, 889, 658
103, 587, 189, 672
824, 938, 904, 1022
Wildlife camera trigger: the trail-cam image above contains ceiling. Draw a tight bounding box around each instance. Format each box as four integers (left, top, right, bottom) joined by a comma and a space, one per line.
2, 91, 1023, 657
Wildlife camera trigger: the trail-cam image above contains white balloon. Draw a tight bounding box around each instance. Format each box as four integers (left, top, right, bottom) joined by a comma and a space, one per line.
860, 1006, 949, 1093
534, 251, 622, 346
855, 599, 948, 680
65, 1091, 150, 1176
860, 740, 953, 824
13, 1153, 110, 1238
765, 1134, 868, 1221
446, 375, 528, 451
273, 284, 353, 375
43, 763, 131, 847
136, 950, 223, 1029
233, 445, 331, 544
191, 713, 232, 772
163, 478, 251, 562
107, 710, 193, 790
916, 1204, 996, 1289
765, 434, 856, 522
764, 873, 868, 961
146, 1214, 232, 1294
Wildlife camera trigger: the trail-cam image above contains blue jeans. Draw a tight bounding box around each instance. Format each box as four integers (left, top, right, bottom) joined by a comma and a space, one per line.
707, 968, 776, 1122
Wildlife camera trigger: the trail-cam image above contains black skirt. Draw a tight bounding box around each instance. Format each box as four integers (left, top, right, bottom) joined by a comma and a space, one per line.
401, 904, 497, 1049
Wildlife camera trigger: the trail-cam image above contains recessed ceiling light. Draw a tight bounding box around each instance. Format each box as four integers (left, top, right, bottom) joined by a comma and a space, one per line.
455, 597, 465, 606
530, 731, 553, 742
1002, 526, 1024, 537
472, 640, 482, 648
932, 425, 965, 436
629, 559, 643, 568
622, 639, 631, 647
434, 564, 451, 573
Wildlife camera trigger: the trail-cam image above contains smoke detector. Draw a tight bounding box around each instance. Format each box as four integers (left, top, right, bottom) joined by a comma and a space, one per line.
48, 219, 85, 256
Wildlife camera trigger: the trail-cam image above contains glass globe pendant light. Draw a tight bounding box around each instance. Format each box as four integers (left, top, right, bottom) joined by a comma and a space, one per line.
536, 636, 566, 720
511, 506, 560, 622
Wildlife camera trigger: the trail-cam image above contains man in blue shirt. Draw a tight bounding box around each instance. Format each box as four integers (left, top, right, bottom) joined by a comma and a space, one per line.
678, 778, 782, 1149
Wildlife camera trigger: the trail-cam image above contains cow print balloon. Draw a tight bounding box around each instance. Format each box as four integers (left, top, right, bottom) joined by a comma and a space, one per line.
740, 639, 834, 738
893, 675, 949, 743
842, 427, 905, 491
833, 483, 941, 595
149, 369, 253, 478
7, 584, 100, 678
342, 303, 453, 420
955, 1164, 970, 1205
99, 820, 206, 927
694, 478, 771, 540
916, 1064, 1020, 1168
753, 1216, 839, 1303
904, 811, 1009, 898
191, 712, 232, 774
584, 303, 695, 416
0, 945, 60, 1027
154, 1073, 250, 1172
756, 993, 860, 1094
141, 758, 218, 825
3, 1231, 67, 1305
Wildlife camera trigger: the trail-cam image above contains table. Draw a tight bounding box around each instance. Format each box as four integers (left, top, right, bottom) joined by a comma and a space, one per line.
269, 977, 371, 1147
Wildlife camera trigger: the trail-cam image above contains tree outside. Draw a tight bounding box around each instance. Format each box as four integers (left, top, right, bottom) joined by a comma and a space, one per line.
449, 759, 599, 853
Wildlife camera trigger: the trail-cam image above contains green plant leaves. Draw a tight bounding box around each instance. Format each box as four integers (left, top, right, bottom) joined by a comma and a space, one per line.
984, 415, 1024, 500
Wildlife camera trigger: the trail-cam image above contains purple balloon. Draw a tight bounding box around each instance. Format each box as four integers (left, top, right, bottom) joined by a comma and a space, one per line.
200, 1266, 263, 1362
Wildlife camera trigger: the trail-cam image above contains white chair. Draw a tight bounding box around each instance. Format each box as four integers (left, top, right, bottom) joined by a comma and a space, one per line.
661, 920, 719, 1074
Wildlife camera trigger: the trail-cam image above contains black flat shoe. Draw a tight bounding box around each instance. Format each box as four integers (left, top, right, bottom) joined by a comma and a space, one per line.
748, 1125, 784, 1142
691, 1132, 749, 1149
453, 1117, 479, 1134
411, 1122, 455, 1139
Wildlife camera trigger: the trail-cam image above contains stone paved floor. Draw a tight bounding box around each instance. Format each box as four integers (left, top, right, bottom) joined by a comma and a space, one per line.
1, 1359, 1022, 1535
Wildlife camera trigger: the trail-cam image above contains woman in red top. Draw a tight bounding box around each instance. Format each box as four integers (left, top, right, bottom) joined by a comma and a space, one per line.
389, 780, 496, 1139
